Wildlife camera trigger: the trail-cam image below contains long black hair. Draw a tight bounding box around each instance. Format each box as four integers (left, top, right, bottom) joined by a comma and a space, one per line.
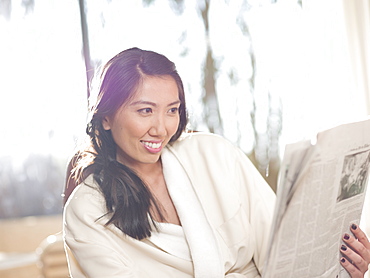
76, 47, 188, 240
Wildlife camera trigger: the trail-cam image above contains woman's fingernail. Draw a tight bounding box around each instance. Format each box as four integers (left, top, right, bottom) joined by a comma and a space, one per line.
341, 245, 347, 251
351, 223, 357, 230
341, 257, 346, 263
343, 233, 350, 240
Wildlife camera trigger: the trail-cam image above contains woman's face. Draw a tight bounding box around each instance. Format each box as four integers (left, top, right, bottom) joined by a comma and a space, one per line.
102, 75, 180, 171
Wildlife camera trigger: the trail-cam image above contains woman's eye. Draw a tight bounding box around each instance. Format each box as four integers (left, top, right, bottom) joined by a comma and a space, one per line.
138, 108, 152, 114
168, 107, 179, 114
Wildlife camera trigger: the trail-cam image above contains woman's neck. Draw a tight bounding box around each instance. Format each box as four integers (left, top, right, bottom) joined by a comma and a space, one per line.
131, 160, 163, 182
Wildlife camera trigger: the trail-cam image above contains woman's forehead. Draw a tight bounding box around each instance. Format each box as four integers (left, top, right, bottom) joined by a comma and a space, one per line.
127, 75, 179, 104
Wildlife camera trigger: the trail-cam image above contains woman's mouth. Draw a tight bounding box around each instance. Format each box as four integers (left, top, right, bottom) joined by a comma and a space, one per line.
141, 141, 163, 153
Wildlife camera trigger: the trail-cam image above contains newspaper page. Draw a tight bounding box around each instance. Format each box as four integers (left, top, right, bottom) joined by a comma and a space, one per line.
263, 118, 370, 278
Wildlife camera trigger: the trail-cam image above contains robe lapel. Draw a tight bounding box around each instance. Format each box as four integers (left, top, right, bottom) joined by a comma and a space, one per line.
160, 147, 224, 278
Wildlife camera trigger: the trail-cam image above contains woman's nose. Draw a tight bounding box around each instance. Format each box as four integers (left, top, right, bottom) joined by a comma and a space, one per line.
148, 115, 166, 136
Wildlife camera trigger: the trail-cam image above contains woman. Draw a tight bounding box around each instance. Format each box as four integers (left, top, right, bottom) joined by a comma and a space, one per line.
63, 47, 370, 277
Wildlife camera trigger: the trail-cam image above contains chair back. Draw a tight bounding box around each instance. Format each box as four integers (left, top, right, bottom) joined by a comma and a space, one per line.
36, 232, 69, 278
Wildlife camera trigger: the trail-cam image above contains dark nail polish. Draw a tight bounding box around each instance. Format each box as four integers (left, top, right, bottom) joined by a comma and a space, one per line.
351, 223, 357, 230
344, 233, 350, 240
341, 245, 347, 251
341, 258, 346, 263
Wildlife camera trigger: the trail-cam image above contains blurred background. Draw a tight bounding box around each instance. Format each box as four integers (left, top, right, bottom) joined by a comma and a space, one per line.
0, 0, 369, 277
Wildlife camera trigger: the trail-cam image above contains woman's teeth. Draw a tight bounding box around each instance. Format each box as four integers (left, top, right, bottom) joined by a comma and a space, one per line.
142, 141, 161, 149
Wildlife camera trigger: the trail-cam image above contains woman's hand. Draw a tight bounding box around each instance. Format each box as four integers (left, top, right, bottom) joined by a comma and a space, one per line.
340, 224, 370, 277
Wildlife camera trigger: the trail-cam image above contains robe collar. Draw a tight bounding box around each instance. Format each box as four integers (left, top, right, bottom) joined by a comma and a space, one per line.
157, 146, 224, 278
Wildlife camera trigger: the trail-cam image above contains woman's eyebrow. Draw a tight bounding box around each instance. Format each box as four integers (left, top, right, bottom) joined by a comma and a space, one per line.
129, 100, 156, 106
129, 100, 181, 107
167, 100, 181, 107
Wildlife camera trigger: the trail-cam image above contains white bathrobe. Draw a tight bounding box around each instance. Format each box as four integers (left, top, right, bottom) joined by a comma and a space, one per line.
63, 132, 276, 278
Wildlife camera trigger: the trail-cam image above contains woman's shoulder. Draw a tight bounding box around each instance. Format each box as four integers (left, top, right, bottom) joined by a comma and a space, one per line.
64, 174, 105, 214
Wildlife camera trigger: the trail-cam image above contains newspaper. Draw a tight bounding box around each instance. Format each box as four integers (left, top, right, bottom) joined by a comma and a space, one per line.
263, 118, 370, 278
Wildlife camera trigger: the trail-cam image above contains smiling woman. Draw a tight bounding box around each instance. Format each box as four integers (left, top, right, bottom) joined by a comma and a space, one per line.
63, 47, 276, 278
102, 76, 181, 168
69, 47, 188, 239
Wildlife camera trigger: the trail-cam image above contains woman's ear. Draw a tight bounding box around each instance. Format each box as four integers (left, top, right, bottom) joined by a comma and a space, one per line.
102, 116, 112, 131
